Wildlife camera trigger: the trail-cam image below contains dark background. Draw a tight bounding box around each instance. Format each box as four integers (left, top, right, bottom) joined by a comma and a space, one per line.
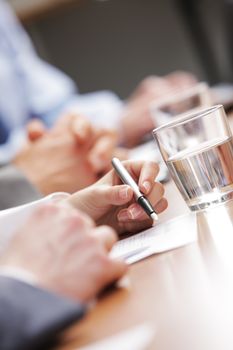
16, 0, 233, 98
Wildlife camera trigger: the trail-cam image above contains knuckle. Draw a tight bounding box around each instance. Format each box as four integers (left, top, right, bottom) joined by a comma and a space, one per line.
75, 209, 93, 224
36, 203, 59, 216
68, 215, 84, 227
86, 234, 99, 247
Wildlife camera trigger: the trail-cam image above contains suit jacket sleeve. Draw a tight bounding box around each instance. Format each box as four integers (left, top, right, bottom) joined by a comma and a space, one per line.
0, 165, 41, 210
0, 276, 86, 350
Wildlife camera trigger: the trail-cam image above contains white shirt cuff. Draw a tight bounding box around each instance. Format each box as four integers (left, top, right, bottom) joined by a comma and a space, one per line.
0, 266, 37, 286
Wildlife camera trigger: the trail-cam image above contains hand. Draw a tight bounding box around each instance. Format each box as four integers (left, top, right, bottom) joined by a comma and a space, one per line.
119, 71, 197, 147
13, 114, 118, 194
27, 113, 118, 174
0, 204, 127, 302
67, 160, 168, 235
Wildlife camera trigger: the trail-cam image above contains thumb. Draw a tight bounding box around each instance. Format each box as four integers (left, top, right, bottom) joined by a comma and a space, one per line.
98, 184, 134, 206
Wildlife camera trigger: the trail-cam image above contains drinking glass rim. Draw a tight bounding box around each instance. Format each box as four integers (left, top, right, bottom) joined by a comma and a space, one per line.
152, 104, 223, 134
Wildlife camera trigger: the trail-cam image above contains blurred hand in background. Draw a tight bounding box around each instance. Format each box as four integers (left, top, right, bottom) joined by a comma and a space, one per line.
119, 71, 197, 147
13, 113, 120, 194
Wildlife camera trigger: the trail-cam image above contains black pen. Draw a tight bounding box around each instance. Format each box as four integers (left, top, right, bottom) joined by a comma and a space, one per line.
111, 157, 158, 224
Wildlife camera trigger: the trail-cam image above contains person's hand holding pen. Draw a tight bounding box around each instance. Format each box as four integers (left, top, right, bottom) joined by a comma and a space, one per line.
67, 160, 168, 235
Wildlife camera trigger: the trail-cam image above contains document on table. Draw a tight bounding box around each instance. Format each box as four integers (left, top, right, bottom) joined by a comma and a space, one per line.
111, 213, 197, 264
77, 323, 155, 350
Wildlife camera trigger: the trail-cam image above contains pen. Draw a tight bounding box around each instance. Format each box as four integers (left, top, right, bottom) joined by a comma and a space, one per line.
111, 157, 158, 223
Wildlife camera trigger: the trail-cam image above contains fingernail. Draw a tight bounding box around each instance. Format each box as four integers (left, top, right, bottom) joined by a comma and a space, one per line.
129, 206, 143, 219
142, 181, 151, 194
118, 211, 130, 222
119, 186, 130, 200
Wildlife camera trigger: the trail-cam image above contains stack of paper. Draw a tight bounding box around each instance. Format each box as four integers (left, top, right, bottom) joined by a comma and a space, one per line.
111, 213, 197, 264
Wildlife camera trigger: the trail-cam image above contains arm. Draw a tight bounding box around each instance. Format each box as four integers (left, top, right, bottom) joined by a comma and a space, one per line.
0, 1, 76, 124
0, 203, 127, 349
0, 276, 85, 350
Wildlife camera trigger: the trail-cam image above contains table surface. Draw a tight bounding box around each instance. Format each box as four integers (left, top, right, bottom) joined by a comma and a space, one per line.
58, 116, 233, 350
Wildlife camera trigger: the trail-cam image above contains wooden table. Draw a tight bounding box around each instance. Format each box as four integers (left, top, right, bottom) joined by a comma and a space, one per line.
58, 119, 233, 350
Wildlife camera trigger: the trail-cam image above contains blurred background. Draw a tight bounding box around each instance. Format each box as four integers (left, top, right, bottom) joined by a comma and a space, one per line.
7, 0, 233, 98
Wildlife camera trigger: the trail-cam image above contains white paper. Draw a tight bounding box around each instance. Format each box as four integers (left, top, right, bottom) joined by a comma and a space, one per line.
111, 213, 197, 264
77, 323, 155, 350
128, 141, 159, 161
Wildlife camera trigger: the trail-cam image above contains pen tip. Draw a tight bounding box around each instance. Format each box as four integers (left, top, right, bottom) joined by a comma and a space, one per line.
150, 212, 158, 226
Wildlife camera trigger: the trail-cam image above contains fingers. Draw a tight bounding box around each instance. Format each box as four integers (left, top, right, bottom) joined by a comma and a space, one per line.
80, 225, 127, 287
103, 258, 128, 285
91, 225, 118, 251
85, 185, 133, 213
138, 161, 160, 194
89, 226, 127, 287
88, 131, 117, 173
51, 113, 74, 132
165, 71, 197, 90
154, 197, 168, 213
117, 182, 166, 222
104, 184, 134, 205
130, 76, 172, 101
118, 196, 167, 221
27, 119, 47, 142
30, 203, 61, 220
96, 184, 134, 207
113, 160, 159, 194
61, 210, 94, 236
71, 114, 94, 145
52, 113, 94, 145
29, 204, 95, 244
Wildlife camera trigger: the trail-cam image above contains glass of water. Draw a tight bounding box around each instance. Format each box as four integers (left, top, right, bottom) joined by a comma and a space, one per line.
152, 105, 233, 211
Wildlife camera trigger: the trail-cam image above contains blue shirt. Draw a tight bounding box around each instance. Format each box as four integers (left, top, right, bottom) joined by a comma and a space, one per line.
0, 0, 122, 162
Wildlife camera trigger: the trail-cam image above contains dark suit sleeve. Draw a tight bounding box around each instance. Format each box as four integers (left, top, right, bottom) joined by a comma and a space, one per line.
0, 276, 86, 350
0, 165, 41, 210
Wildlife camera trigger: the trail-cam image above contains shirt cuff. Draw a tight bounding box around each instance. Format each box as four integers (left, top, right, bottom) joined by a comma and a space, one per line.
0, 266, 37, 286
